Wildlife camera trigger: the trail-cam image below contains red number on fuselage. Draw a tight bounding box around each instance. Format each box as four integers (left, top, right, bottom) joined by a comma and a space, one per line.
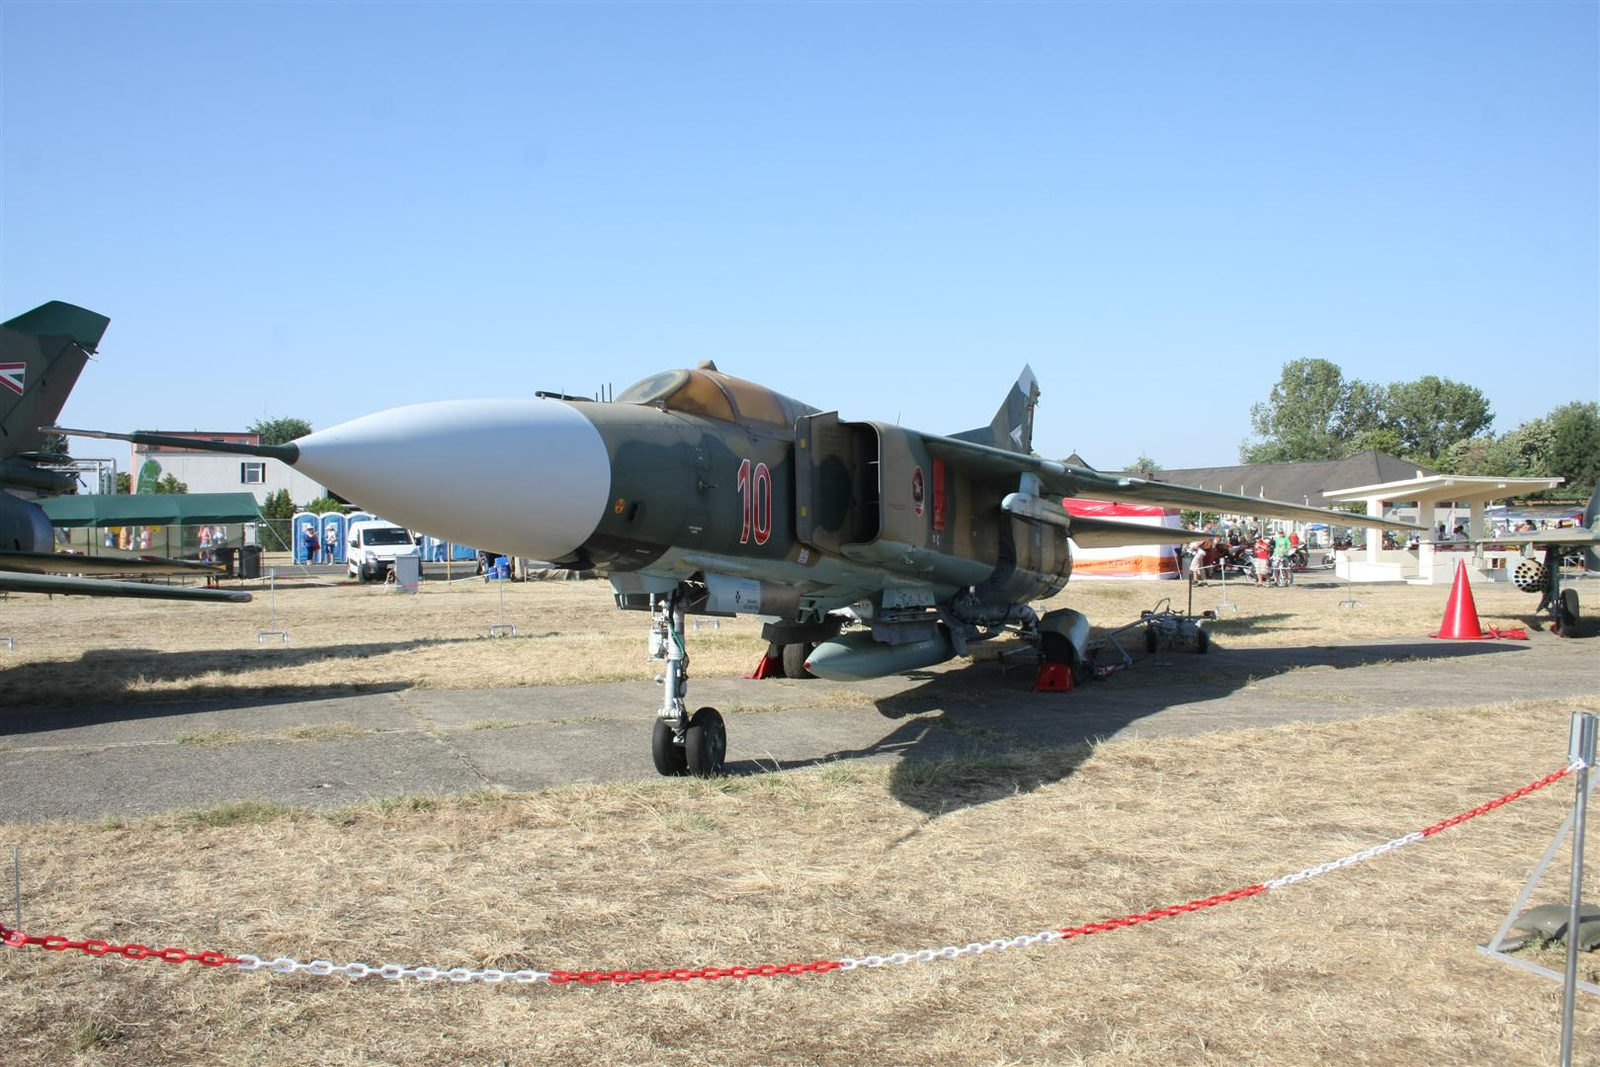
736, 459, 771, 546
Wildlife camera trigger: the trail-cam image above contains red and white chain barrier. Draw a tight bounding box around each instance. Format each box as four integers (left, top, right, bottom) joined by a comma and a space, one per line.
1, 761, 1584, 987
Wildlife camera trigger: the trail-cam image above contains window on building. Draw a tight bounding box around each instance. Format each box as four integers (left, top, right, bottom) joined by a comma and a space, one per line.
241, 462, 266, 484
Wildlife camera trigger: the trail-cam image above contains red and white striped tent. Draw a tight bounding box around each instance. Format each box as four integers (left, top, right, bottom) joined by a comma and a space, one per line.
1063, 498, 1182, 580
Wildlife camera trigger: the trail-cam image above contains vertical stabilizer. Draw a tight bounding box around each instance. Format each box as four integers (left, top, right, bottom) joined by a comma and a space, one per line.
951, 365, 1040, 455
0, 301, 110, 459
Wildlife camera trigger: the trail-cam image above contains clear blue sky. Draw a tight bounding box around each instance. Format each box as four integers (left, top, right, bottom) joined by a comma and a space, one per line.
3, 1, 1595, 472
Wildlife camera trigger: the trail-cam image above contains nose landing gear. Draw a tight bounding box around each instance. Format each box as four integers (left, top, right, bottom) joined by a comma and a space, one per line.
649, 592, 727, 777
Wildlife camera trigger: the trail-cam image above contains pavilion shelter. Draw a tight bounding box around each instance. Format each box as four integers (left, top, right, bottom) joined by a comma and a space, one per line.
1321, 475, 1563, 583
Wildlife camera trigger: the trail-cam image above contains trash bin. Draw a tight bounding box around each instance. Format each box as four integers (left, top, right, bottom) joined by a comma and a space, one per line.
239, 545, 263, 580
214, 546, 237, 579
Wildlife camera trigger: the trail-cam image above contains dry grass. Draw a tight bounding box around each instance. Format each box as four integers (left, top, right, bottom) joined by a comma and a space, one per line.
0, 568, 1568, 706
3, 564, 1596, 1063
3, 699, 1597, 1065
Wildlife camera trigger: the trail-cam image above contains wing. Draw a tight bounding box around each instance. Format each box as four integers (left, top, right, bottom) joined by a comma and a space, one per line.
1462, 530, 1600, 548
920, 433, 1422, 531
1066, 515, 1198, 549
0, 549, 223, 577
0, 571, 251, 602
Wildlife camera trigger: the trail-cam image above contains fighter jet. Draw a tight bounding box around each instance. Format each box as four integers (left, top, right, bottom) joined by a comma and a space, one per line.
1476, 489, 1599, 637
65, 362, 1420, 772
1, 301, 247, 603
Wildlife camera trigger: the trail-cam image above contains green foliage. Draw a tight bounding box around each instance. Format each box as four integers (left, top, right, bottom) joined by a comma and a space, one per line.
1382, 376, 1493, 460
1242, 359, 1383, 463
152, 472, 188, 494
1244, 362, 1494, 467
1342, 427, 1404, 458
1128, 453, 1162, 476
115, 471, 131, 494
304, 495, 346, 515
259, 488, 296, 550
248, 416, 314, 446
1545, 401, 1600, 491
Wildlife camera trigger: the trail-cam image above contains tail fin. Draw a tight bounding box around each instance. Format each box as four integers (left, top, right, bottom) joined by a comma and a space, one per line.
0, 301, 110, 459
951, 365, 1040, 454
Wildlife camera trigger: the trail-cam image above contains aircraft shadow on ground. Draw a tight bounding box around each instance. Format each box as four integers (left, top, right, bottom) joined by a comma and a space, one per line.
0, 638, 465, 730
726, 639, 1529, 819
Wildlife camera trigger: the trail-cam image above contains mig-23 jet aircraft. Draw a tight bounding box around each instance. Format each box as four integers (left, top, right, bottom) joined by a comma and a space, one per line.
1473, 489, 1600, 637
65, 362, 1420, 772
1, 301, 247, 603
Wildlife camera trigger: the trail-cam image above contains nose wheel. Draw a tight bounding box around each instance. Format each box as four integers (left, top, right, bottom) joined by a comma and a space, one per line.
649, 592, 727, 777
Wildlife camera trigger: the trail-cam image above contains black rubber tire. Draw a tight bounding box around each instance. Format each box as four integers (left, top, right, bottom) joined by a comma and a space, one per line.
684, 707, 726, 777
1555, 588, 1580, 638
782, 642, 815, 680
1196, 628, 1210, 654
652, 718, 688, 777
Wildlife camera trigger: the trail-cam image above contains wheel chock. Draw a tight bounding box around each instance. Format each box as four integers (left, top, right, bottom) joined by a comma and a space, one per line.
745, 654, 783, 680
1035, 663, 1075, 692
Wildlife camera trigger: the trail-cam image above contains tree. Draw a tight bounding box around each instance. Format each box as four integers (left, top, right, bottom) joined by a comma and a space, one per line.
1241, 359, 1382, 463
152, 473, 188, 494
304, 496, 345, 515
115, 471, 131, 494
1544, 401, 1600, 492
249, 417, 314, 446
1342, 427, 1404, 458
1383, 376, 1493, 461
260, 488, 296, 551
1127, 453, 1162, 476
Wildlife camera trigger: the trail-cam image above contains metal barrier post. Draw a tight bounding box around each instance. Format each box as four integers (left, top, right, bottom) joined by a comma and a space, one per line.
1338, 551, 1362, 610
1214, 553, 1237, 615
488, 572, 517, 637
1560, 712, 1596, 1067
11, 846, 19, 934
256, 569, 290, 645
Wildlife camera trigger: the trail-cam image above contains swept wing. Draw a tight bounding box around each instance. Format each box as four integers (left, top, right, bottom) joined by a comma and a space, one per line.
920, 433, 1422, 533
0, 570, 250, 602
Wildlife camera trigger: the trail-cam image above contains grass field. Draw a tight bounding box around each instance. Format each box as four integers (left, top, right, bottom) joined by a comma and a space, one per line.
2, 572, 1597, 1064
0, 566, 1572, 705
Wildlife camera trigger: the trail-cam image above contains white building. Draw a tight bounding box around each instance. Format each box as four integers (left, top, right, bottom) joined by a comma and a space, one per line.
131, 431, 326, 506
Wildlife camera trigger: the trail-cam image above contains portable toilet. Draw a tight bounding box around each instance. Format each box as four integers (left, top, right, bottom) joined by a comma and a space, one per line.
319, 513, 347, 564
421, 535, 448, 562
292, 513, 319, 564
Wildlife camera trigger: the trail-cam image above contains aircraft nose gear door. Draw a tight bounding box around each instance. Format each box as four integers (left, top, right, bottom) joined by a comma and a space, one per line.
649, 591, 727, 777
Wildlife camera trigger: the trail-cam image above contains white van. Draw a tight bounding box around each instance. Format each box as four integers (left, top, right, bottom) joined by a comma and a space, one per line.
346, 519, 419, 582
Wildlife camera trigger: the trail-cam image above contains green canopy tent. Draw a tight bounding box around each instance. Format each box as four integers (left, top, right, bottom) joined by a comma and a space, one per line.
41, 493, 268, 560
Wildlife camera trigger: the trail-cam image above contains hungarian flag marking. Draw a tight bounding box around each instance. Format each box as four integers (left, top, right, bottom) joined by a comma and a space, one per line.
0, 363, 24, 396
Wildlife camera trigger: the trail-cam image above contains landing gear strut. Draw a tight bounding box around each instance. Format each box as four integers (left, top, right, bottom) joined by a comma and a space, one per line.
649, 592, 726, 777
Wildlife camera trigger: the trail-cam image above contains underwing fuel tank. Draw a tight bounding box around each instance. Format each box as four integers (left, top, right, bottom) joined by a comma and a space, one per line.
803, 629, 959, 682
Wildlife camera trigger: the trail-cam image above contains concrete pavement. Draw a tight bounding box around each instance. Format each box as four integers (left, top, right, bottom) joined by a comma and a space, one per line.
2, 635, 1595, 821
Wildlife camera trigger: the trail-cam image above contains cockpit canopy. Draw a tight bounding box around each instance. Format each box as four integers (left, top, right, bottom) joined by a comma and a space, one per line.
616, 364, 816, 428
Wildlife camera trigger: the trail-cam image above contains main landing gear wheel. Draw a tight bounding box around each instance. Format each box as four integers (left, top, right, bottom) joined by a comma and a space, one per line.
1554, 588, 1580, 638
684, 707, 726, 777
782, 642, 815, 680
652, 718, 688, 777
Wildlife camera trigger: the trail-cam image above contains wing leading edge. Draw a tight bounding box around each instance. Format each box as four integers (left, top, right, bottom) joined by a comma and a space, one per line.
921, 432, 1422, 532
0, 571, 251, 602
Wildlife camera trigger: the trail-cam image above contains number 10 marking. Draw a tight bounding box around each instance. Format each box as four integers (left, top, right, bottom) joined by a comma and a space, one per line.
737, 459, 772, 545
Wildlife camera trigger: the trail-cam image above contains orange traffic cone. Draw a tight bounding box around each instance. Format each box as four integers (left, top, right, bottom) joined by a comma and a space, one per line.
1432, 560, 1492, 640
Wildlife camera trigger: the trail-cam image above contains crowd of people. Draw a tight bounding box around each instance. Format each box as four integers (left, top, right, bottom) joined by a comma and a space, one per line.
1186, 528, 1304, 587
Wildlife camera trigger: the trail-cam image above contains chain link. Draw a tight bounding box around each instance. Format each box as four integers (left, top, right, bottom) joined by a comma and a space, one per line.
5, 763, 1582, 988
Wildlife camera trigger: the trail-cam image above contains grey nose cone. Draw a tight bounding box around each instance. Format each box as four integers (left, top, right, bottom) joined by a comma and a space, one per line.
293, 398, 612, 562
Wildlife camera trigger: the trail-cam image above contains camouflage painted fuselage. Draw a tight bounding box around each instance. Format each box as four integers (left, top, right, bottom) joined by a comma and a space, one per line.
567, 369, 1070, 624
